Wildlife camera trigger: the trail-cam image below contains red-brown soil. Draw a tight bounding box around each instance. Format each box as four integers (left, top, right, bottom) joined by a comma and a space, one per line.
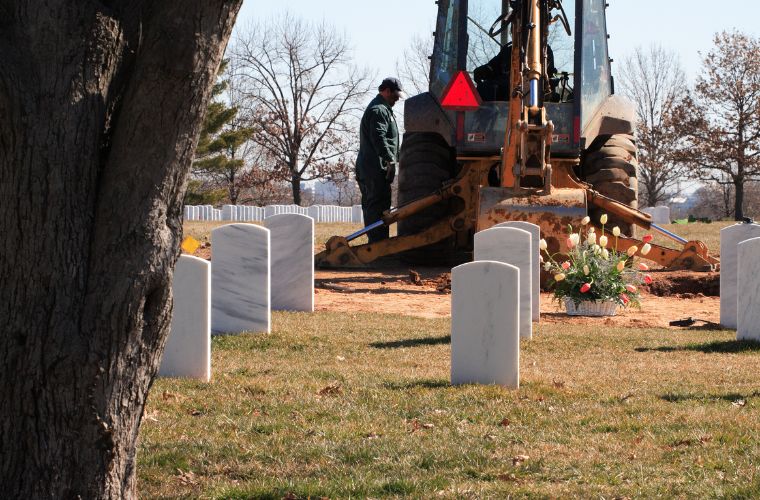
187, 244, 721, 329
315, 264, 721, 329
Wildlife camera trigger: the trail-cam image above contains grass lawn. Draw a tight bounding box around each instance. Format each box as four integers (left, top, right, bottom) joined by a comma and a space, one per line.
138, 312, 760, 498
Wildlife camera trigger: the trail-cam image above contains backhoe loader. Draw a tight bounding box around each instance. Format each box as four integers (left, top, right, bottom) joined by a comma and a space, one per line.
316, 0, 718, 272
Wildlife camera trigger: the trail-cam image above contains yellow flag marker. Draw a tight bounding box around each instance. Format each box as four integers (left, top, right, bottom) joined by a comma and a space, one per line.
181, 236, 200, 255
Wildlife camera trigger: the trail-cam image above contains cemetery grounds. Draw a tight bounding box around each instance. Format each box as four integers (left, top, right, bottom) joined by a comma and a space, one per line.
138, 221, 760, 498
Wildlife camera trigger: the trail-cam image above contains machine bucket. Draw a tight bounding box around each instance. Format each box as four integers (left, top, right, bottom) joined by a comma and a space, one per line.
477, 186, 587, 255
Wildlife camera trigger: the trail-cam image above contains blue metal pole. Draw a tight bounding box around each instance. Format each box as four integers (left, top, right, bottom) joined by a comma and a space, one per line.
650, 223, 688, 245
345, 220, 386, 242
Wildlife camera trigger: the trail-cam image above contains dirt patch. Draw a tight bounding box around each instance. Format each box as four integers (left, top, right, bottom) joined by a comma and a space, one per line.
642, 270, 720, 297
315, 263, 721, 329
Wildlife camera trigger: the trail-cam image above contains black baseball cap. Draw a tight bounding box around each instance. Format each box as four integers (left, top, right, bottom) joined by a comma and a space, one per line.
379, 77, 404, 94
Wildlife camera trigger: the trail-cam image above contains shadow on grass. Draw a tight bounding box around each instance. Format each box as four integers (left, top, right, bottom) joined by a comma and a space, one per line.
370, 335, 450, 349
383, 379, 450, 390
661, 390, 760, 403
635, 340, 760, 354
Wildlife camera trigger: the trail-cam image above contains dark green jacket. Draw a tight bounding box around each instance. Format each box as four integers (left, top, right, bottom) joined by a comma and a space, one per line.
356, 94, 399, 180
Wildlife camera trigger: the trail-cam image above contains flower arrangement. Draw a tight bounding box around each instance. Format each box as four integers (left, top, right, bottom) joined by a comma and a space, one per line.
540, 214, 653, 309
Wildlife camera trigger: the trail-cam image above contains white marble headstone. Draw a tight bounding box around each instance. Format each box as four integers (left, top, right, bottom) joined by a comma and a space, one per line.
493, 221, 540, 322
720, 223, 760, 328
737, 237, 760, 342
160, 255, 211, 381
474, 227, 532, 339
265, 214, 314, 312
352, 205, 363, 224
211, 224, 271, 334
654, 206, 671, 224
451, 261, 520, 389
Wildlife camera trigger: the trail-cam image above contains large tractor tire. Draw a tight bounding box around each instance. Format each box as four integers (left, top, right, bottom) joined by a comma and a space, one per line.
397, 132, 464, 265
581, 133, 639, 236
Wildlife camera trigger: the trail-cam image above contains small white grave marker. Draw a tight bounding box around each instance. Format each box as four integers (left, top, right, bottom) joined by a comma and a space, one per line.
474, 227, 532, 339
211, 224, 270, 334
159, 255, 211, 381
451, 261, 520, 389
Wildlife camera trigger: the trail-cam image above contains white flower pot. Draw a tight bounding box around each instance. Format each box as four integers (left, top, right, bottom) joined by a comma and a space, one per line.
564, 298, 618, 317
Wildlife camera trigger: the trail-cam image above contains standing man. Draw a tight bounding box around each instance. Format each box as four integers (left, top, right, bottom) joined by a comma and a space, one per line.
356, 77, 402, 243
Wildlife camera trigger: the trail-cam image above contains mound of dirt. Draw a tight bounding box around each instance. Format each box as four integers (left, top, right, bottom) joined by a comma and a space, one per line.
642, 270, 719, 297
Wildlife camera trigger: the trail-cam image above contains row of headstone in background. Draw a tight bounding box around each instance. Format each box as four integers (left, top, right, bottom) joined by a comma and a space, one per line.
641, 206, 671, 225
184, 204, 363, 224
159, 214, 315, 380
185, 205, 223, 221
720, 222, 760, 332
450, 221, 542, 390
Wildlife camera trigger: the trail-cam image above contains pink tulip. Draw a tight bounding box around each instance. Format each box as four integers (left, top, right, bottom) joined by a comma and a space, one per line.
626, 284, 637, 293
620, 293, 630, 305
580, 283, 591, 293
566, 237, 575, 249
561, 261, 571, 270
644, 275, 653, 285
638, 263, 649, 271
642, 234, 654, 244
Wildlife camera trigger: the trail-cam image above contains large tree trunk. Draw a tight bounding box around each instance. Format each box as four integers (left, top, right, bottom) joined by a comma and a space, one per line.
735, 179, 745, 221
0, 1, 241, 497
292, 175, 303, 205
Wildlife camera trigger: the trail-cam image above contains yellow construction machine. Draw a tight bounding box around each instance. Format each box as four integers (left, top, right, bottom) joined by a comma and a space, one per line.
316, 0, 718, 272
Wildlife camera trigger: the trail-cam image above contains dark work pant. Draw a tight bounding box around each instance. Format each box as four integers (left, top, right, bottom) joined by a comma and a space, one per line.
358, 171, 391, 243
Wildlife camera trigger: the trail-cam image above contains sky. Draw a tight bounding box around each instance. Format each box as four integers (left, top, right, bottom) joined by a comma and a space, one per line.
234, 0, 760, 85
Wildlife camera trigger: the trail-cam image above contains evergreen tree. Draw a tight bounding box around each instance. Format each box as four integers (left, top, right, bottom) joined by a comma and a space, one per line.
188, 60, 255, 205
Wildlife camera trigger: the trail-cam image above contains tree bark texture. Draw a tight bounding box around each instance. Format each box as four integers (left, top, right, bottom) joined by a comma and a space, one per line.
0, 1, 241, 497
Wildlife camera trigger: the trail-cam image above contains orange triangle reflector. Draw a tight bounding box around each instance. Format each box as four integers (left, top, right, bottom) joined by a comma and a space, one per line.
440, 70, 483, 111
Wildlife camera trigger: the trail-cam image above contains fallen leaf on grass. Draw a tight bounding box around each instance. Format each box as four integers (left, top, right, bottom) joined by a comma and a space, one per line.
699, 435, 713, 444
189, 408, 204, 417
364, 432, 382, 440
673, 439, 693, 448
552, 379, 566, 389
732, 399, 746, 408
175, 469, 197, 486
409, 418, 434, 433
336, 355, 346, 362
497, 473, 520, 483
619, 392, 634, 403
499, 418, 511, 427
143, 410, 159, 423
162, 391, 184, 402
512, 454, 530, 466
317, 383, 342, 396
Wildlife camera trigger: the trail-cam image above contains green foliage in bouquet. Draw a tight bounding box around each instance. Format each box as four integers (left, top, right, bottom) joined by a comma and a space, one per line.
540, 214, 654, 308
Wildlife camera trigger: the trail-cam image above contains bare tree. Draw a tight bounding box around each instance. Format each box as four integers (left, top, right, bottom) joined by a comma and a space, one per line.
396, 33, 434, 96
0, 1, 240, 497
673, 31, 760, 220
232, 14, 372, 205
617, 45, 687, 207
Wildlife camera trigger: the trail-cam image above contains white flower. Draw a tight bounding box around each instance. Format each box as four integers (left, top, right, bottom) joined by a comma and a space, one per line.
581, 216, 591, 226
602, 248, 610, 260
600, 214, 608, 225
587, 232, 597, 245
599, 235, 608, 248
569, 233, 580, 246
554, 273, 566, 282
594, 245, 602, 255
583, 265, 590, 275
612, 226, 621, 237
539, 238, 548, 251
641, 243, 652, 256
